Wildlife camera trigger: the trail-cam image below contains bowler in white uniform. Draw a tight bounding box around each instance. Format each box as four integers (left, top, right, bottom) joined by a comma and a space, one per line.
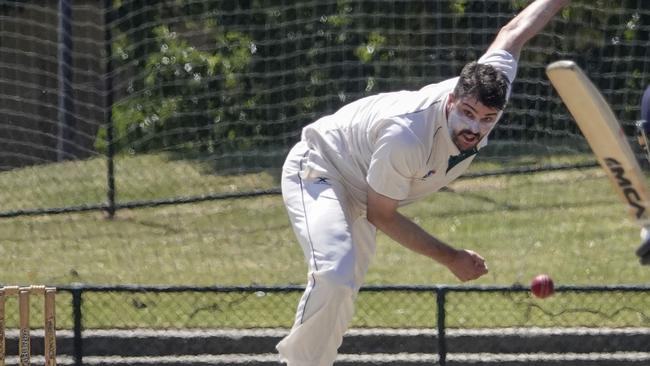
277, 1, 571, 365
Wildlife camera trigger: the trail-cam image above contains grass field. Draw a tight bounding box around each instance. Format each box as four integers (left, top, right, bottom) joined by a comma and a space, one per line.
0, 152, 648, 329
0, 152, 645, 286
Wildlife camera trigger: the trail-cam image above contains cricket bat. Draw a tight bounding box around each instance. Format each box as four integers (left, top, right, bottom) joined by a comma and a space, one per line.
546, 60, 650, 264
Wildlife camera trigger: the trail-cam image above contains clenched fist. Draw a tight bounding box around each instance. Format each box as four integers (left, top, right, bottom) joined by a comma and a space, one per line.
445, 249, 488, 282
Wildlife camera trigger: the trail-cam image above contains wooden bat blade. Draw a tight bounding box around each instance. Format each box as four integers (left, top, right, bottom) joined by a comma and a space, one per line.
546, 60, 650, 226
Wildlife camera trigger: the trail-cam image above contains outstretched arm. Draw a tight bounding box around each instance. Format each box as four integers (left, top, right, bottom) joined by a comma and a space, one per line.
488, 0, 570, 59
367, 188, 488, 282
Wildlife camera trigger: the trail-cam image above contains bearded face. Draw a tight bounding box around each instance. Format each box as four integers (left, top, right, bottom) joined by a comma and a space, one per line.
447, 95, 502, 151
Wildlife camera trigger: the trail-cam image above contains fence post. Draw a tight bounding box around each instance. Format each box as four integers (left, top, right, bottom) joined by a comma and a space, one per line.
57, 0, 74, 162
436, 287, 447, 366
104, 0, 116, 218
72, 287, 83, 366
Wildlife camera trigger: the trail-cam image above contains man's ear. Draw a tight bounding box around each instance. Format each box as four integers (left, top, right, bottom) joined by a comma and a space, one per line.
446, 93, 456, 115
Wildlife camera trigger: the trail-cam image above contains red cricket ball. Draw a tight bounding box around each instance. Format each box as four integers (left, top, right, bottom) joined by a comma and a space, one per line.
530, 274, 555, 299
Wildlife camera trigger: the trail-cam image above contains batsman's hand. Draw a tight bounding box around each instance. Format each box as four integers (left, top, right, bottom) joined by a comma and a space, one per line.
446, 249, 488, 282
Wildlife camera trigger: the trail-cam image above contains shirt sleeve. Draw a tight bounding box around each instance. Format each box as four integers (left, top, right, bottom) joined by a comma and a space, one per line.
367, 122, 423, 201
478, 49, 518, 83
642, 85, 650, 122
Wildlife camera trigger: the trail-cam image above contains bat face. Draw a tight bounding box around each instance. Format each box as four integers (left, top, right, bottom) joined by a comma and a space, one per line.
604, 157, 646, 220
546, 60, 650, 265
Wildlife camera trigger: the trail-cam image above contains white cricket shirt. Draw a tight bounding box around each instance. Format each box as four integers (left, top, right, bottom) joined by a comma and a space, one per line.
300, 50, 518, 208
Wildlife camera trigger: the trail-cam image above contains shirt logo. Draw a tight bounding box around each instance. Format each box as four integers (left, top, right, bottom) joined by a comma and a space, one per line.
314, 177, 331, 185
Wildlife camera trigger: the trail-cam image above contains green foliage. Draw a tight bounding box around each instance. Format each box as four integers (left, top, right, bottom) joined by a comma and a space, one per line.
100, 6, 256, 156
355, 32, 387, 63
450, 0, 468, 14
96, 1, 648, 166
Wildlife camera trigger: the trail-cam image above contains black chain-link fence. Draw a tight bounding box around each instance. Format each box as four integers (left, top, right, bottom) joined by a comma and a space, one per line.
2, 285, 650, 365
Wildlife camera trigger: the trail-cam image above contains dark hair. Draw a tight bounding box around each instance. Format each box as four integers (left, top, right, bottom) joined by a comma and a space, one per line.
453, 61, 510, 110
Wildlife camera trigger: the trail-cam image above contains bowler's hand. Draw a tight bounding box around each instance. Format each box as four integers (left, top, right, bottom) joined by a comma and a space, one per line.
445, 249, 488, 282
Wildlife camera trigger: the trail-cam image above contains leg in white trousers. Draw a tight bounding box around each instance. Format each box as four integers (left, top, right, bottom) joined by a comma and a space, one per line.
276, 142, 376, 366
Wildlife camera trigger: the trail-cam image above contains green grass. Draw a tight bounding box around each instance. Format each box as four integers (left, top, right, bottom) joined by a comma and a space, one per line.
0, 152, 648, 329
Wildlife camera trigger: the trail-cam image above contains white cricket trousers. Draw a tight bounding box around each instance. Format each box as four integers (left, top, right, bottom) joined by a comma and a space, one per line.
276, 141, 377, 366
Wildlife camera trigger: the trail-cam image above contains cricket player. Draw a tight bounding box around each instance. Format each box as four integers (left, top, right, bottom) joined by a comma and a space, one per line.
278, 0, 571, 364
637, 84, 650, 263
642, 85, 650, 126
